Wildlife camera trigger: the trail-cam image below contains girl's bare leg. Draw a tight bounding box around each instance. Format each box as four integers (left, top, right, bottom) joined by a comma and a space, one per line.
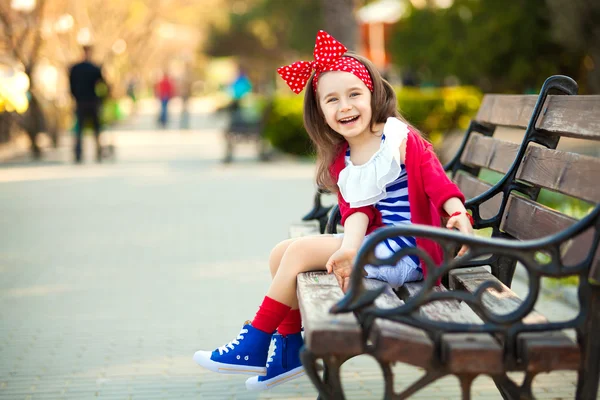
266, 235, 343, 307
268, 238, 295, 278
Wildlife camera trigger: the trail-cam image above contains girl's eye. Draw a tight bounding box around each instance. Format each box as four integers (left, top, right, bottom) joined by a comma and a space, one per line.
326, 97, 338, 103
350, 92, 360, 97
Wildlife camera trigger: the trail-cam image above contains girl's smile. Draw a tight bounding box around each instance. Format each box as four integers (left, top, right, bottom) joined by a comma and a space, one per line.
318, 71, 374, 143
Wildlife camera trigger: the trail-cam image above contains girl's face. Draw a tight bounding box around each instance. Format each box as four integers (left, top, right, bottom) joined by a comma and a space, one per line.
317, 71, 372, 141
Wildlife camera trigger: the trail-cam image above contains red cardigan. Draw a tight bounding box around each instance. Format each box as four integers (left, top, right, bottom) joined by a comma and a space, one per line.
328, 127, 464, 277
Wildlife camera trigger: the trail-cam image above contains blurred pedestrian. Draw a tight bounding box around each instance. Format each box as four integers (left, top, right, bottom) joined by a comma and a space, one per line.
229, 67, 252, 111
126, 76, 138, 114
68, 45, 106, 163
223, 67, 253, 163
155, 71, 175, 128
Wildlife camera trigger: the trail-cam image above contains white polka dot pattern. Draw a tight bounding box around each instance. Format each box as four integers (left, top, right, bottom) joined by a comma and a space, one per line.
277, 30, 373, 94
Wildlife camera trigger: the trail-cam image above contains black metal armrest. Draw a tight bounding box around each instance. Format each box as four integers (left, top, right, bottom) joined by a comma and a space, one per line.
331, 205, 599, 334
301, 190, 333, 234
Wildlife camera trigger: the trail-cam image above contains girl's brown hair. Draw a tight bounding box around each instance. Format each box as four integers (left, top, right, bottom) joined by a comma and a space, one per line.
303, 52, 410, 193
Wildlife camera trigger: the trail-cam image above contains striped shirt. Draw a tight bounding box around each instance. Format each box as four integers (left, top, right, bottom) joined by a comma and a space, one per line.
346, 135, 421, 272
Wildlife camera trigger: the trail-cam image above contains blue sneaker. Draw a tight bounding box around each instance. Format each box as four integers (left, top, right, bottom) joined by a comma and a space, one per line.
245, 332, 305, 390
193, 321, 272, 376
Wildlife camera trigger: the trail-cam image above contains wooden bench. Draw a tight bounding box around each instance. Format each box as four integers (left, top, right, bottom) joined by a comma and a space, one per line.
295, 75, 600, 399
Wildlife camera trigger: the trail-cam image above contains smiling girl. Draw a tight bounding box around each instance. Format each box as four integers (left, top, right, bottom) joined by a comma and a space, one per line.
193, 30, 473, 391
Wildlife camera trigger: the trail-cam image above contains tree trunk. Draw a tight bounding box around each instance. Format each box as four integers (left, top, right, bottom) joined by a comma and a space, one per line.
321, 0, 358, 51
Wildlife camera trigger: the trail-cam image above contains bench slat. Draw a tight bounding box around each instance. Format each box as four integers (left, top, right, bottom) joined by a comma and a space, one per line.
365, 280, 434, 368
297, 272, 363, 356
449, 267, 580, 371
398, 282, 505, 374
442, 333, 503, 375
461, 133, 519, 174
500, 195, 596, 266
516, 146, 600, 203
475, 95, 538, 129
476, 95, 600, 140
397, 282, 483, 323
538, 95, 600, 139
500, 195, 577, 241
454, 173, 503, 219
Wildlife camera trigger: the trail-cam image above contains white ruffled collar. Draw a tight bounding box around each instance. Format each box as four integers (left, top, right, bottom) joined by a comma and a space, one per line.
337, 117, 409, 207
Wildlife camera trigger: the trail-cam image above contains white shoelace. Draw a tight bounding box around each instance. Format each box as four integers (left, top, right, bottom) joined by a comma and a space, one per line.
266, 338, 277, 368
217, 328, 248, 355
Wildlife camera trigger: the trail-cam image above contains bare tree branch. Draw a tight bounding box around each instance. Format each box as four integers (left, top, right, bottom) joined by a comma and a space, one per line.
0, 3, 28, 65
26, 0, 47, 74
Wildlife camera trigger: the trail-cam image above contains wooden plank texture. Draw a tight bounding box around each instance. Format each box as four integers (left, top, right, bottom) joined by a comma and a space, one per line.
516, 146, 600, 203
398, 282, 505, 374
449, 267, 580, 372
537, 95, 600, 139
364, 280, 434, 368
454, 172, 503, 220
297, 272, 363, 356
397, 282, 482, 324
501, 195, 596, 266
475, 95, 537, 129
441, 333, 503, 374
500, 195, 577, 241
476, 95, 600, 139
461, 133, 519, 174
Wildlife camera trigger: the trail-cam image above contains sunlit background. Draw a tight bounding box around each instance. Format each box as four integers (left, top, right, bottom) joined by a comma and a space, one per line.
0, 2, 597, 398
1, 0, 598, 157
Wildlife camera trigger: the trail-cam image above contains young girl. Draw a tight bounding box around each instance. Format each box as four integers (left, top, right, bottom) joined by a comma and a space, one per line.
193, 30, 473, 391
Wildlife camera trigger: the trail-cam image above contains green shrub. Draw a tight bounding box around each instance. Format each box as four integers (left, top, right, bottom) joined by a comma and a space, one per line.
263, 95, 313, 156
397, 86, 482, 145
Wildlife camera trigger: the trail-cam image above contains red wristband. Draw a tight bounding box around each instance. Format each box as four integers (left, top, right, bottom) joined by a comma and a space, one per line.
450, 211, 474, 226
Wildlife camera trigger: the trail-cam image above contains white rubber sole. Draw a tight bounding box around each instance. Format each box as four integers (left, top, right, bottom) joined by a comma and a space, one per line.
245, 366, 306, 391
193, 351, 267, 376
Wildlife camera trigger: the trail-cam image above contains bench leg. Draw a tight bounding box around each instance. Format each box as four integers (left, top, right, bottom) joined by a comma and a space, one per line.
492, 372, 535, 400
300, 347, 347, 400
379, 361, 446, 400
576, 286, 600, 399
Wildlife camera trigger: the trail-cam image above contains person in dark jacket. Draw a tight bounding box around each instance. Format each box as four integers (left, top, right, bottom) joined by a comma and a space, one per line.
69, 45, 106, 162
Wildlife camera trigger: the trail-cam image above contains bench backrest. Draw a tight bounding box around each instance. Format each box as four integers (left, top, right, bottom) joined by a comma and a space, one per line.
455, 90, 600, 275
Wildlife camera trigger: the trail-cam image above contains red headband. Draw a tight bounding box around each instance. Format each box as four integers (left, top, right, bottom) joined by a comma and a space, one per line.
277, 30, 373, 95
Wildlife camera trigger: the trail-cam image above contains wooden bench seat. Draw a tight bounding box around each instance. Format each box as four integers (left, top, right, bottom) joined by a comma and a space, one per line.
297, 272, 363, 357
449, 267, 580, 372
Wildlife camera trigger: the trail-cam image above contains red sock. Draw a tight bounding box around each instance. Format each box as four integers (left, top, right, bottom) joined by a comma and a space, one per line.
277, 309, 302, 336
251, 296, 291, 334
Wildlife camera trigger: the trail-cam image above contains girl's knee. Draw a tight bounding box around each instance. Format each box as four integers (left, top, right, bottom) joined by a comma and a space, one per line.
278, 238, 315, 275
269, 238, 295, 277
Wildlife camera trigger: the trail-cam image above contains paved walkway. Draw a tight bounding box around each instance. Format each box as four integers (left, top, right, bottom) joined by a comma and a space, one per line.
0, 100, 588, 399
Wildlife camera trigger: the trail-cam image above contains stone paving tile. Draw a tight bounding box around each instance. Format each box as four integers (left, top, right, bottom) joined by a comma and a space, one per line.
0, 113, 594, 399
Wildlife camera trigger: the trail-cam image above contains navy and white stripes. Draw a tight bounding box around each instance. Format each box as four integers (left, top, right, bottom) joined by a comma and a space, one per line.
345, 135, 421, 272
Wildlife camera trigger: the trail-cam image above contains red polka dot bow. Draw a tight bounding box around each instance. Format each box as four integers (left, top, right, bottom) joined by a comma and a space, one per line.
277, 30, 373, 94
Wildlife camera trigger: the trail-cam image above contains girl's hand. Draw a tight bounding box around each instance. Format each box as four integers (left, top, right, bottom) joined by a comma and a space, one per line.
326, 247, 357, 293
446, 212, 474, 257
